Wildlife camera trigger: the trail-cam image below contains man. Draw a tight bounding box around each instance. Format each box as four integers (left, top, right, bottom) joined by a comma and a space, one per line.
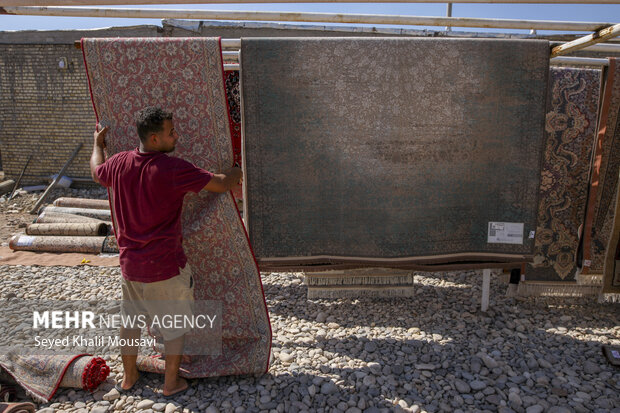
90, 106, 242, 397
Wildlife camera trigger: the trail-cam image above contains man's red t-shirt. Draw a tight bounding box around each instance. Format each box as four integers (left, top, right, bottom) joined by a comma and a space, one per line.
96, 149, 213, 282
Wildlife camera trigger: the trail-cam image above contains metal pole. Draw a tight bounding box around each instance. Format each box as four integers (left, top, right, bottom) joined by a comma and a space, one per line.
481, 269, 491, 312
8, 153, 33, 200
2, 0, 619, 5
550, 56, 609, 66
1, 6, 613, 32
30, 143, 83, 214
445, 3, 452, 32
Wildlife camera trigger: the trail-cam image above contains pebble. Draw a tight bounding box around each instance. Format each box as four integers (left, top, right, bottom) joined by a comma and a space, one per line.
454, 379, 471, 394
152, 403, 167, 412
470, 380, 487, 391
136, 400, 155, 410
103, 389, 120, 401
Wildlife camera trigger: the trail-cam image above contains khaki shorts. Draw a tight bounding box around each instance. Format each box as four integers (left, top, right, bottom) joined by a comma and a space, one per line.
121, 265, 194, 341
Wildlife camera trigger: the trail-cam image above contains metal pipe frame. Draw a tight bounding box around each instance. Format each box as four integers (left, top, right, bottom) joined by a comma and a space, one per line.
2, 0, 619, 4
1, 6, 614, 32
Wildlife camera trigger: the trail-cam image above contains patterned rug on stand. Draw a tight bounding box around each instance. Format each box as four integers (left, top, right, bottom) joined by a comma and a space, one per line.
242, 37, 549, 271
526, 67, 602, 282
581, 58, 620, 276
82, 37, 271, 378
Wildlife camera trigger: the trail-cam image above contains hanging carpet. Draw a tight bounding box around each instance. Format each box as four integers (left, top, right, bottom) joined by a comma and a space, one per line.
526, 67, 602, 282
82, 37, 271, 378
241, 37, 549, 271
581, 58, 620, 275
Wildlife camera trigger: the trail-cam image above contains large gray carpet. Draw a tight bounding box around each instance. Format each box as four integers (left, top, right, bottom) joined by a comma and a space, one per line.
241, 37, 549, 271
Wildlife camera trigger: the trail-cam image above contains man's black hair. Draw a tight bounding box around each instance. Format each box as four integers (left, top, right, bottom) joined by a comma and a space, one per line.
136, 106, 173, 142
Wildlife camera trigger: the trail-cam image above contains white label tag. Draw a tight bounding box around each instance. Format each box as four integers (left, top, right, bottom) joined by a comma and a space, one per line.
488, 222, 524, 244
583, 260, 592, 267
529, 231, 536, 239
15, 235, 35, 247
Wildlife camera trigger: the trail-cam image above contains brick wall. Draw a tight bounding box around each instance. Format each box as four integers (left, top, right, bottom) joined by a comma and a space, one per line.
0, 44, 94, 185
0, 26, 160, 186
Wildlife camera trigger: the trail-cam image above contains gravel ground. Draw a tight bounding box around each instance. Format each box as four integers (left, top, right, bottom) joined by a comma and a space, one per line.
0, 188, 618, 413
0, 265, 617, 413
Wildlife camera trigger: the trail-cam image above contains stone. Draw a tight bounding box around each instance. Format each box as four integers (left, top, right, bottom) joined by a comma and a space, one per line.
136, 400, 155, 410
526, 406, 544, 413
320, 381, 338, 395
454, 379, 471, 394
91, 407, 109, 413
479, 353, 499, 369
583, 361, 601, 375
152, 403, 167, 412
103, 388, 120, 401
548, 407, 572, 413
470, 380, 487, 391
279, 353, 295, 363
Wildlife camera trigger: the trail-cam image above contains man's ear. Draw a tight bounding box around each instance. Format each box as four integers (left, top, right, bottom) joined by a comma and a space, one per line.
149, 133, 159, 146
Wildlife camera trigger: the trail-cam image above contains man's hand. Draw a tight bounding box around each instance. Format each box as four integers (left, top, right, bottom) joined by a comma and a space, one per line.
94, 124, 108, 149
90, 124, 109, 184
204, 166, 243, 193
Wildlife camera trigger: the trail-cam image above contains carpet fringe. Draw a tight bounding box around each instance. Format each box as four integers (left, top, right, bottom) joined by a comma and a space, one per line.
307, 286, 415, 299
576, 272, 603, 285
517, 282, 601, 297
304, 274, 414, 286
598, 293, 620, 303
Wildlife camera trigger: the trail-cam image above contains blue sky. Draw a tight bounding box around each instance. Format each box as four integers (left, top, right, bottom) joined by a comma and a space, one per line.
1, 3, 619, 35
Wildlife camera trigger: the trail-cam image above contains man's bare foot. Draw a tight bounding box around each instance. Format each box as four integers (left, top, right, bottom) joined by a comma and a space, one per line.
116, 372, 140, 392
163, 377, 189, 398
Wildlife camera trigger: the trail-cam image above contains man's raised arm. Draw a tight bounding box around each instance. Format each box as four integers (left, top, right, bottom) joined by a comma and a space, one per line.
90, 125, 109, 184
204, 166, 243, 193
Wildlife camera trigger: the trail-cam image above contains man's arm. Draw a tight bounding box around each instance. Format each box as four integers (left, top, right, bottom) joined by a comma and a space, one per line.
90, 125, 109, 184
203, 166, 243, 193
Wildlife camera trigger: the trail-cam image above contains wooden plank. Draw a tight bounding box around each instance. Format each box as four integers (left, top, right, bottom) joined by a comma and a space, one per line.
551, 23, 620, 57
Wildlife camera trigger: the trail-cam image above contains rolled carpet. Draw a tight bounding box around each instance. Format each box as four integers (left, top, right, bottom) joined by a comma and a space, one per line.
0, 181, 15, 197
35, 211, 110, 225
26, 223, 108, 237
0, 402, 35, 413
0, 352, 110, 403
101, 235, 118, 254
38, 206, 111, 221
53, 198, 110, 210
9, 235, 106, 254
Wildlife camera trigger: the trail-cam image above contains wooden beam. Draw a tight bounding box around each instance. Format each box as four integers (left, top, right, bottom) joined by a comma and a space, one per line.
551, 23, 620, 57
1, 6, 613, 32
